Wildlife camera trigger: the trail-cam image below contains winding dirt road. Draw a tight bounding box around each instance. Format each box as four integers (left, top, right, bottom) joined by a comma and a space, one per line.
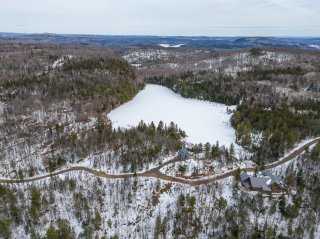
0, 138, 319, 186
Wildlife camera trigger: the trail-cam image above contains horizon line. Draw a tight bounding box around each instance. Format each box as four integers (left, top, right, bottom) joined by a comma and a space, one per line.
1, 31, 320, 38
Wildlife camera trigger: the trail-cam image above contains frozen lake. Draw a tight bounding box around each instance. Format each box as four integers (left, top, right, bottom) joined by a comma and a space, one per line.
108, 84, 237, 147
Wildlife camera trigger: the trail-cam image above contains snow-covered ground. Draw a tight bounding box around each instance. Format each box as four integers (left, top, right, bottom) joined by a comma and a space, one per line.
44, 55, 72, 72
108, 84, 237, 147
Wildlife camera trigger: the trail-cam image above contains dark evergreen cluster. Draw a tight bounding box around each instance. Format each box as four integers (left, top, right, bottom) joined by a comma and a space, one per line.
147, 72, 243, 105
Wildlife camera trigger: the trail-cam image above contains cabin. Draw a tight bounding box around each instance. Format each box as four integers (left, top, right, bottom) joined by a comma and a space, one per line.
178, 148, 190, 160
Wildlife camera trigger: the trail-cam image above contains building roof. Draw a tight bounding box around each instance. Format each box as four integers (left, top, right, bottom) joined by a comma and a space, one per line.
249, 177, 271, 192
261, 184, 272, 192
262, 170, 282, 186
178, 148, 190, 159
241, 180, 251, 187
240, 172, 250, 182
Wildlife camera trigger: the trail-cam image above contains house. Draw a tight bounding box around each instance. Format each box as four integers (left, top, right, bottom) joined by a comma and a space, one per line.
178, 148, 190, 160
240, 172, 271, 192
240, 170, 286, 192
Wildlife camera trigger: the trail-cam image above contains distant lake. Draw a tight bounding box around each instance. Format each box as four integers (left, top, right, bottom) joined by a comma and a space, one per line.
108, 84, 237, 147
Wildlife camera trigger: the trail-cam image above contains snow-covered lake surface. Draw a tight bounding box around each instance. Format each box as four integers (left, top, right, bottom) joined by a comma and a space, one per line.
108, 84, 237, 147
309, 44, 320, 50
158, 43, 184, 48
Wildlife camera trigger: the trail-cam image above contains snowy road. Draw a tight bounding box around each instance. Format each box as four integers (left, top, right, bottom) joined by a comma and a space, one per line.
0, 137, 319, 185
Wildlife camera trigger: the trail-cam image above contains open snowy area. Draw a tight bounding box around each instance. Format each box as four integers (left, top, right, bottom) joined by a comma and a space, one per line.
108, 84, 237, 147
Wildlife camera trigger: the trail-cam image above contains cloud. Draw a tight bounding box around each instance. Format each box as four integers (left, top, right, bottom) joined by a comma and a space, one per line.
0, 0, 319, 36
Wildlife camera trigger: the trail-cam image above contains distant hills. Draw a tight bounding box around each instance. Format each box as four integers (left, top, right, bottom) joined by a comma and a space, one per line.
0, 32, 319, 50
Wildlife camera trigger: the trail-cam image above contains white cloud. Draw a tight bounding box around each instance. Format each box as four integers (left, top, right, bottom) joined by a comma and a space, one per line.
0, 0, 319, 36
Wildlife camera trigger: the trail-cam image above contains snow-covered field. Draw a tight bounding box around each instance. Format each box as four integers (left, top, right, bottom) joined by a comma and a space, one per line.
108, 84, 237, 147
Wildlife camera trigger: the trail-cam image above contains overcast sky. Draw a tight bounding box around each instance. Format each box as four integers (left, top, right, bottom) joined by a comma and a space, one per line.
1, 0, 320, 36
